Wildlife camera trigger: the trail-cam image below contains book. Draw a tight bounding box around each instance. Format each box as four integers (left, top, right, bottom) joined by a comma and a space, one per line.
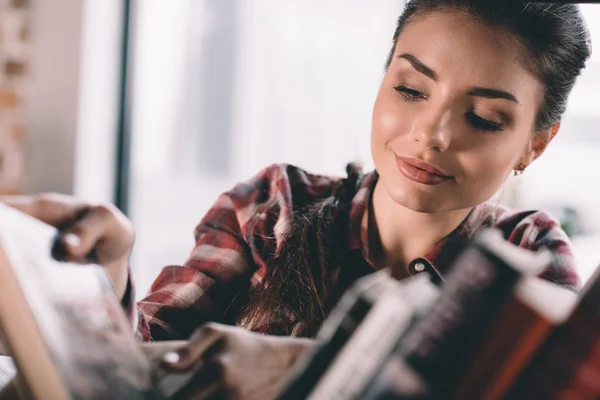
450, 276, 578, 400
307, 273, 439, 400
392, 229, 553, 395
276, 271, 440, 400
507, 265, 600, 399
0, 202, 192, 399
360, 353, 431, 400
0, 357, 16, 395
275, 271, 389, 400
353, 228, 558, 399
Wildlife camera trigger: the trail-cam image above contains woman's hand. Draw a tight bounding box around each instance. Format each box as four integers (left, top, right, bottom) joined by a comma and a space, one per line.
1, 193, 134, 300
160, 323, 315, 400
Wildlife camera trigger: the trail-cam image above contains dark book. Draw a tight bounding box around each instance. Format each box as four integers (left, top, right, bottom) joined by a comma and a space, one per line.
360, 353, 431, 400
451, 276, 577, 400
395, 229, 551, 394
358, 228, 555, 399
276, 271, 440, 400
507, 265, 600, 399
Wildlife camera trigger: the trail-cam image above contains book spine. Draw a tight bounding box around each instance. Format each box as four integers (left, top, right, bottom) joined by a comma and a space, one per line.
508, 308, 600, 399
395, 240, 524, 393
451, 295, 554, 400
307, 291, 414, 399
275, 295, 372, 400
360, 353, 431, 400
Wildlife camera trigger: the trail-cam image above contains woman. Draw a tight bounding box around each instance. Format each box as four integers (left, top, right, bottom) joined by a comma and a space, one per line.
6, 0, 592, 398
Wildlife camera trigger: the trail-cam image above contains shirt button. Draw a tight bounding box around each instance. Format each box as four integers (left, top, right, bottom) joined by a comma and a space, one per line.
414, 262, 426, 272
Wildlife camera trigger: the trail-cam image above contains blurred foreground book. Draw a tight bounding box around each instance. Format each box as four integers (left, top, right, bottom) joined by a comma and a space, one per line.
0, 203, 190, 400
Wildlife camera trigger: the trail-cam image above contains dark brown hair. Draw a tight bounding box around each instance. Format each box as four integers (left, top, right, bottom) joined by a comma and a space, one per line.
239, 0, 591, 337
385, 0, 591, 131
239, 163, 362, 336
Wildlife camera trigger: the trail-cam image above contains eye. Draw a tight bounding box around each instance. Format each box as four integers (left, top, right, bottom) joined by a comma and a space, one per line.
394, 85, 427, 102
466, 112, 504, 132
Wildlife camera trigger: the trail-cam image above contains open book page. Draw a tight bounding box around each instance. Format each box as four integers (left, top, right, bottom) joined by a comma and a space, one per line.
0, 203, 160, 399
0, 357, 15, 391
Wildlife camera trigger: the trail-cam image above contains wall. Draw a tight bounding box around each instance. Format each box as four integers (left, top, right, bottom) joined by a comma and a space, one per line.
24, 0, 83, 195
19, 0, 121, 204
0, 0, 29, 194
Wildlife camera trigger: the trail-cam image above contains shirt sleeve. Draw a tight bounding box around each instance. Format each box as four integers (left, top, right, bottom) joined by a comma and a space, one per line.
134, 172, 270, 341
130, 163, 334, 341
526, 212, 581, 291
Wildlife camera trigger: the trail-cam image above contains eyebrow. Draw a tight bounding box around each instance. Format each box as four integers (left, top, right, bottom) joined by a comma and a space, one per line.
467, 87, 520, 104
398, 53, 438, 81
398, 53, 520, 104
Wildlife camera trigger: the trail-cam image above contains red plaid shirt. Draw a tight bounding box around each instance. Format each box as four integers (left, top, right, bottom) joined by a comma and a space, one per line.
131, 164, 580, 341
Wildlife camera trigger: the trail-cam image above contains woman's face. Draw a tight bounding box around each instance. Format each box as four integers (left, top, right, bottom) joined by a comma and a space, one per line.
371, 10, 549, 213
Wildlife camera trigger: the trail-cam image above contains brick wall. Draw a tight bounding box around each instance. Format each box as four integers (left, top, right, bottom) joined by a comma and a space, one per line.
0, 0, 28, 194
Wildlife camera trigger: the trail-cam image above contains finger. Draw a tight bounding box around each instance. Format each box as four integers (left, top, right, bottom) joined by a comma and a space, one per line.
52, 206, 116, 262
168, 361, 224, 400
141, 341, 189, 363
51, 232, 84, 262
53, 204, 132, 264
199, 335, 227, 361
163, 324, 226, 371
0, 193, 87, 227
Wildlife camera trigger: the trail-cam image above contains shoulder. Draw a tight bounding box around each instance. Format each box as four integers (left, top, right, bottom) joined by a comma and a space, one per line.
472, 203, 580, 290
475, 204, 568, 248
472, 203, 566, 248
197, 163, 341, 253
225, 163, 340, 214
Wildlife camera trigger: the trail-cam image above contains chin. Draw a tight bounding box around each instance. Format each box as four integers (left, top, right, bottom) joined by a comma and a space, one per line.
392, 192, 443, 213
383, 180, 447, 214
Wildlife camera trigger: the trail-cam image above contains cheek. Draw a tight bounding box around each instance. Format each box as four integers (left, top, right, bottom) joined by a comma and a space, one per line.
371, 89, 411, 149
458, 145, 516, 192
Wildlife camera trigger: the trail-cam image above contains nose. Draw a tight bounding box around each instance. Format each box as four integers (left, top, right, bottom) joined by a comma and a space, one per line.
410, 108, 452, 152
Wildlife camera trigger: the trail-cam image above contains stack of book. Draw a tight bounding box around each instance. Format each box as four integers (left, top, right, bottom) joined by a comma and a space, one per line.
278, 229, 599, 400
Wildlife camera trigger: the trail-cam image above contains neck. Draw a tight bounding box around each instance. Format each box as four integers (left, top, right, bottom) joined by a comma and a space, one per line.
364, 180, 473, 274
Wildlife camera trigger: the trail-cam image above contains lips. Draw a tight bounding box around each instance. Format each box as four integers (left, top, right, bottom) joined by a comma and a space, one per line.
395, 156, 453, 186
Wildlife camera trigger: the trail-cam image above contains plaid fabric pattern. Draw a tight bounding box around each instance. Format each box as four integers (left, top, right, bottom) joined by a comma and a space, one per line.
133, 164, 580, 341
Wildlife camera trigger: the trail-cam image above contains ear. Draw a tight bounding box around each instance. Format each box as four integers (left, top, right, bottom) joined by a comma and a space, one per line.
516, 122, 560, 170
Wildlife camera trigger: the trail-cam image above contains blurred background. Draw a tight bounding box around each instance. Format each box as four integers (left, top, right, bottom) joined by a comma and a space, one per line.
1, 0, 599, 298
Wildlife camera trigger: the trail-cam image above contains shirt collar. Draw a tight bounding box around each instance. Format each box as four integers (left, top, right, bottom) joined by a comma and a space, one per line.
347, 170, 377, 252
347, 171, 490, 279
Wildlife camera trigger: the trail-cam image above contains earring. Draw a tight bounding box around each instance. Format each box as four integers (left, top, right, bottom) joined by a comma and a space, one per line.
513, 163, 526, 176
